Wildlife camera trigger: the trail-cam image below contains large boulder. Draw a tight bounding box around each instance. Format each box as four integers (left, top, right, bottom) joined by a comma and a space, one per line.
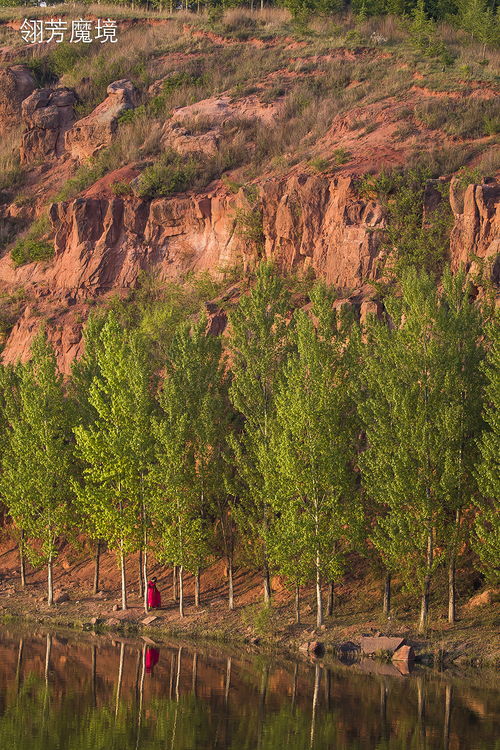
20, 87, 77, 164
360, 635, 406, 655
0, 64, 36, 133
65, 79, 139, 161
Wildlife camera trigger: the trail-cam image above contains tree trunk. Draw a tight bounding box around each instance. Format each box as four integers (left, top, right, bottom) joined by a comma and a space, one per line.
310, 662, 320, 748
44, 633, 52, 685
179, 565, 184, 618
383, 572, 391, 617
93, 540, 101, 596
138, 549, 144, 600
47, 556, 53, 606
191, 652, 198, 696
443, 684, 452, 750
143, 548, 148, 613
172, 565, 178, 601
115, 641, 124, 717
195, 568, 200, 607
120, 548, 127, 610
225, 656, 231, 704
295, 583, 300, 624
448, 509, 460, 625
227, 556, 234, 610
175, 646, 182, 701
263, 562, 271, 604
19, 530, 26, 589
327, 581, 334, 617
448, 556, 456, 625
16, 638, 24, 694
418, 529, 433, 633
315, 550, 323, 627
91, 644, 97, 707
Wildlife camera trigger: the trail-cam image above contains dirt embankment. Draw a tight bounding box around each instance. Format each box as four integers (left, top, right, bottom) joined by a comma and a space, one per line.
0, 538, 498, 667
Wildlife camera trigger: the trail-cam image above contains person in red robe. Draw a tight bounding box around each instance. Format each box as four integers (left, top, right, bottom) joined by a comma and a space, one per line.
147, 577, 162, 609
145, 646, 160, 674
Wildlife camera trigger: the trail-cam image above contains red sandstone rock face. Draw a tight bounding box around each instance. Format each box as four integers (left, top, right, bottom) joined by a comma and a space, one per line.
39, 173, 384, 296
0, 64, 36, 134
20, 87, 77, 164
65, 79, 139, 161
450, 178, 500, 287
0, 174, 497, 371
260, 174, 385, 289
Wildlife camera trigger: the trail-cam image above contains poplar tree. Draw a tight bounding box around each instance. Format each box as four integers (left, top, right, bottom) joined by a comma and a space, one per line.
0, 332, 73, 605
69, 314, 106, 595
359, 271, 449, 633
152, 315, 226, 616
0, 364, 25, 584
228, 262, 290, 604
74, 314, 155, 611
267, 285, 361, 626
474, 312, 500, 583
438, 269, 485, 623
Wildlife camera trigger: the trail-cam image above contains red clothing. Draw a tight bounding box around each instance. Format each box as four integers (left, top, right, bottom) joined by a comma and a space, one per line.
147, 580, 161, 609
145, 646, 159, 674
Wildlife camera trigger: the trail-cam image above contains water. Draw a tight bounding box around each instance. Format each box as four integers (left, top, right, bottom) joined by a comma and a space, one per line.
0, 626, 498, 750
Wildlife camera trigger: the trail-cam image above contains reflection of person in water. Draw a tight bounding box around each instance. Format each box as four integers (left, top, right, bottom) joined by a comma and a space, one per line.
147, 577, 161, 609
145, 646, 160, 674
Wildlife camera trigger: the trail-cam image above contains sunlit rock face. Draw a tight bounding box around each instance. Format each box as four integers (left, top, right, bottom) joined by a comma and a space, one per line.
20, 87, 77, 164
65, 79, 140, 162
0, 64, 36, 134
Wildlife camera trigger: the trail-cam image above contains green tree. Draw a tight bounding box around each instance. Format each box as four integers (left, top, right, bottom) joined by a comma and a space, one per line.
438, 268, 485, 623
458, 0, 500, 57
0, 363, 26, 587
474, 312, 500, 583
359, 271, 453, 632
152, 315, 226, 615
267, 285, 361, 626
69, 313, 107, 595
74, 314, 155, 611
228, 262, 291, 604
0, 332, 73, 605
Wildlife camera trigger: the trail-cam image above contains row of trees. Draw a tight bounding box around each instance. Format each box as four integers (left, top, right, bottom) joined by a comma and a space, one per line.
0, 264, 497, 631
3, 0, 499, 33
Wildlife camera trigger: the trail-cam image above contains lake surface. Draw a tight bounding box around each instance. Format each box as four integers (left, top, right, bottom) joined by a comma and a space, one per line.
0, 626, 498, 750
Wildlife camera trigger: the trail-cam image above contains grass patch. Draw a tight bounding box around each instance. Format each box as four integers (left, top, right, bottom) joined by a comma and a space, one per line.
415, 99, 500, 139
11, 239, 53, 268
10, 214, 53, 268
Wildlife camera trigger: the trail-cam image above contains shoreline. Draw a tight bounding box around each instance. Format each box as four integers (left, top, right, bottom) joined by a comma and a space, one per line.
1, 594, 498, 671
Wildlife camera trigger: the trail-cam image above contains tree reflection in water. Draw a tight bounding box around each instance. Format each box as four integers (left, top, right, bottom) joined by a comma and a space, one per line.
0, 628, 498, 750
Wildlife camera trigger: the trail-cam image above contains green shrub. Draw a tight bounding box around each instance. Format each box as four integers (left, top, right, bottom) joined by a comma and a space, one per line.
332, 148, 352, 165
0, 288, 26, 342
11, 239, 53, 267
308, 156, 330, 172
136, 151, 199, 199
111, 180, 133, 197
234, 205, 264, 247
55, 161, 107, 201
241, 603, 278, 640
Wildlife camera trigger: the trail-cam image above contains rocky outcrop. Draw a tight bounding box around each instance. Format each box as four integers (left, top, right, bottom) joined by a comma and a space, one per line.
20, 87, 77, 164
65, 79, 139, 161
40, 173, 385, 297
0, 64, 36, 133
0, 173, 497, 370
450, 178, 500, 287
162, 94, 278, 157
